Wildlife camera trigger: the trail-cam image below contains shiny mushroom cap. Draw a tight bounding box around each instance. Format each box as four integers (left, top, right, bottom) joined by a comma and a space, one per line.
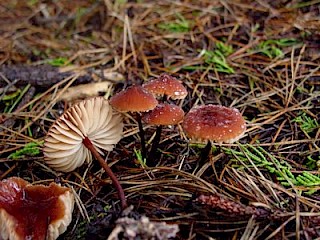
43, 97, 123, 172
0, 177, 74, 240
143, 74, 187, 100
182, 105, 246, 143
142, 103, 184, 125
109, 85, 158, 112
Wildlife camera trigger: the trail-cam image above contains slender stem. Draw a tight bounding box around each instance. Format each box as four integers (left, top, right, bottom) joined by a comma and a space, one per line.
147, 94, 167, 165
83, 137, 127, 210
148, 125, 163, 166
162, 95, 168, 102
136, 113, 147, 162
200, 141, 212, 163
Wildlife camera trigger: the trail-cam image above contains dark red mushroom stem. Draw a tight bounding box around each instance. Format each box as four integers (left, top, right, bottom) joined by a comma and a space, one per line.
82, 137, 127, 210
148, 125, 163, 166
161, 95, 168, 102
135, 113, 147, 162
148, 95, 168, 165
200, 141, 213, 163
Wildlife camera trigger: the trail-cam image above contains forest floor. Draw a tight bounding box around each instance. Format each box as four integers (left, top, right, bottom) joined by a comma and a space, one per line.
0, 1, 320, 239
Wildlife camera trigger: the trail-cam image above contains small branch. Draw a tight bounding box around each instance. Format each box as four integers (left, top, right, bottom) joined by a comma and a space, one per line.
0, 65, 93, 89
83, 137, 127, 210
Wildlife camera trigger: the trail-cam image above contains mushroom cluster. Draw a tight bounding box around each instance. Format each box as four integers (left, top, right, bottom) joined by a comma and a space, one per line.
109, 74, 187, 166
141, 74, 187, 165
0, 177, 74, 240
109, 85, 158, 162
141, 74, 187, 124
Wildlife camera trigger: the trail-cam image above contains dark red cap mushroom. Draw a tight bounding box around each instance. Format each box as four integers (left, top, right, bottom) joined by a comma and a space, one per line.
142, 103, 184, 125
182, 105, 246, 143
109, 85, 158, 112
0, 177, 74, 240
143, 74, 187, 100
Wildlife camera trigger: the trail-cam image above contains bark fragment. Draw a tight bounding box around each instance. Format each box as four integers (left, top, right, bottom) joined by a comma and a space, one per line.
0, 65, 93, 89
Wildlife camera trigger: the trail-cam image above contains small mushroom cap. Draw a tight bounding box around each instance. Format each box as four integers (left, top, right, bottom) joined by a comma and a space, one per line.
43, 97, 123, 172
142, 103, 184, 125
109, 85, 158, 112
143, 74, 187, 100
0, 177, 74, 240
182, 105, 246, 143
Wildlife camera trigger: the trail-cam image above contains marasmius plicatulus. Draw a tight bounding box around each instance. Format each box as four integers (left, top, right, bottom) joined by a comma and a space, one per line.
43, 96, 127, 209
182, 104, 246, 162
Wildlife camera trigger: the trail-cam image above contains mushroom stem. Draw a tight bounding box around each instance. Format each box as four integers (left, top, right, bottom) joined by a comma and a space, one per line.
162, 94, 168, 102
200, 141, 212, 163
148, 125, 163, 166
136, 113, 147, 162
83, 137, 127, 210
147, 94, 168, 163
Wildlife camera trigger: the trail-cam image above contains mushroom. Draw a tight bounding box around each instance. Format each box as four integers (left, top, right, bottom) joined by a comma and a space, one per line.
142, 103, 184, 126
0, 177, 74, 240
142, 74, 187, 101
109, 85, 158, 161
182, 104, 246, 161
142, 103, 184, 165
109, 85, 158, 112
43, 97, 127, 209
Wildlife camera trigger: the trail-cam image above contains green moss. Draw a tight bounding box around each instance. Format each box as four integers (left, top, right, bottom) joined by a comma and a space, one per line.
8, 142, 42, 159
158, 13, 191, 33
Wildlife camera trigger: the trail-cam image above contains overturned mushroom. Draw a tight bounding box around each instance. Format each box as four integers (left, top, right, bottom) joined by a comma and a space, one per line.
109, 85, 158, 161
43, 97, 127, 209
0, 177, 74, 240
182, 105, 246, 161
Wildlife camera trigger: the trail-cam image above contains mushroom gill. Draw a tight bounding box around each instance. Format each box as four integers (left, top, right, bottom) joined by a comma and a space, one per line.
43, 97, 123, 172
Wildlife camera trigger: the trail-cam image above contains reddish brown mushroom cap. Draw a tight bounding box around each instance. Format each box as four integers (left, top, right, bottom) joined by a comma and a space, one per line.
109, 85, 158, 112
143, 74, 187, 100
142, 103, 184, 125
0, 177, 74, 240
182, 105, 246, 143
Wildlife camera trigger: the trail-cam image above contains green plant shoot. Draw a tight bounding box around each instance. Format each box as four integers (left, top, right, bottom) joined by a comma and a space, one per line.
158, 13, 191, 33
